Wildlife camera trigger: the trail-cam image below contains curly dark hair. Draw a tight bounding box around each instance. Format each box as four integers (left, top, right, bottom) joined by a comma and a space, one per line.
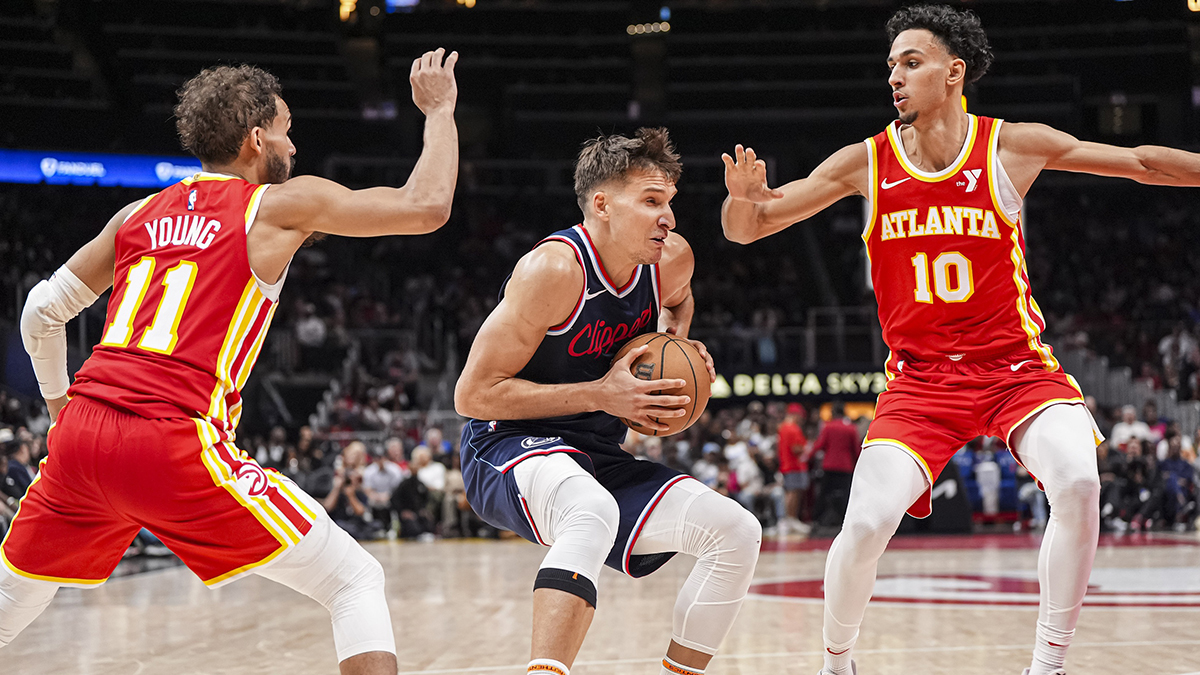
886, 4, 994, 85
174, 65, 282, 164
574, 127, 682, 210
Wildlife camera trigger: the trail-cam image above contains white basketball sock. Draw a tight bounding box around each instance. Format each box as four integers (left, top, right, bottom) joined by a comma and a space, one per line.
528, 658, 570, 675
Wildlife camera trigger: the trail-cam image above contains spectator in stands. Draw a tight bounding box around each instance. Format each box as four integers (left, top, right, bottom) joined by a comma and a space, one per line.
1096, 441, 1127, 531
417, 426, 450, 458
1142, 400, 1167, 444
254, 425, 289, 471
322, 441, 373, 540
4, 428, 35, 501
440, 451, 477, 538
1158, 323, 1196, 378
363, 444, 406, 533
1153, 431, 1197, 531
813, 401, 860, 527
1123, 440, 1159, 533
691, 443, 723, 488
391, 463, 435, 540
777, 402, 812, 534
0, 428, 25, 522
1109, 405, 1153, 451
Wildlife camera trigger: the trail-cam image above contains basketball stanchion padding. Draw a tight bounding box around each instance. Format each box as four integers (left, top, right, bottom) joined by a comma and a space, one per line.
612, 332, 711, 436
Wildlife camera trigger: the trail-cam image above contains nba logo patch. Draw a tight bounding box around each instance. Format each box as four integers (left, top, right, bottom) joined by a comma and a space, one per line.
488, 420, 498, 432
187, 189, 198, 211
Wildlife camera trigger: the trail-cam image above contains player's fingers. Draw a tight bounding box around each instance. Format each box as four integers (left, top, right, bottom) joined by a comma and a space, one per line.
769, 187, 785, 199
432, 47, 446, 67
423, 50, 437, 69
754, 159, 767, 172
445, 50, 459, 71
644, 393, 690, 408
410, 57, 421, 78
746, 147, 757, 164
645, 406, 688, 419
643, 378, 687, 392
615, 344, 650, 367
735, 144, 745, 164
640, 417, 672, 432
720, 153, 735, 172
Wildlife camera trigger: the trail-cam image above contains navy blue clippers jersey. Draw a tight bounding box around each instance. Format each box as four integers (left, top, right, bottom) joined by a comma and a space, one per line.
484, 224, 662, 445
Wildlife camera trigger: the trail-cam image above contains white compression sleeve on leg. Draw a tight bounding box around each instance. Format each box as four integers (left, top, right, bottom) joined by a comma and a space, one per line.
255, 515, 396, 662
0, 563, 59, 648
513, 453, 619, 607
630, 478, 762, 655
822, 444, 927, 674
1013, 403, 1100, 675
20, 265, 98, 400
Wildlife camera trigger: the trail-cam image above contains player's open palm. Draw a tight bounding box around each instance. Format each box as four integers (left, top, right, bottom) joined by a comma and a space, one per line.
722, 144, 784, 203
410, 47, 458, 115
598, 345, 690, 433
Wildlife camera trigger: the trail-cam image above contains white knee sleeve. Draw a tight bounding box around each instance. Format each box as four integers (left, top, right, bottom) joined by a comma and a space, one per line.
513, 454, 619, 607
256, 515, 395, 662
631, 478, 762, 655
0, 564, 59, 648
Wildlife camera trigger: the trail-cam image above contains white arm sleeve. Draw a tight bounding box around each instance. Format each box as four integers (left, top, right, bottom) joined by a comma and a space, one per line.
20, 266, 99, 400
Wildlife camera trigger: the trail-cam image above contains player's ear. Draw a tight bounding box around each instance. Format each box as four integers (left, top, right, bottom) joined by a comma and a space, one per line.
591, 190, 610, 221
946, 57, 966, 88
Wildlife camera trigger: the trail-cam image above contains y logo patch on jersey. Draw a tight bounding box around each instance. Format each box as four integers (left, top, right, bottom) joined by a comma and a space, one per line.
187, 189, 198, 211
962, 168, 982, 193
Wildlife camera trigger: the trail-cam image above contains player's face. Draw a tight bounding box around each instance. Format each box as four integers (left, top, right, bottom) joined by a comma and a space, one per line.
260, 96, 296, 183
608, 169, 677, 265
887, 29, 960, 124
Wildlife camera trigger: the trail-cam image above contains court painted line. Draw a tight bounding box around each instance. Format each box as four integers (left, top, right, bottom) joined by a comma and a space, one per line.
395, 639, 1200, 674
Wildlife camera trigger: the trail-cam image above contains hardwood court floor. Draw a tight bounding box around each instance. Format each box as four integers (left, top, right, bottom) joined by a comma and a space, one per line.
7, 532, 1200, 674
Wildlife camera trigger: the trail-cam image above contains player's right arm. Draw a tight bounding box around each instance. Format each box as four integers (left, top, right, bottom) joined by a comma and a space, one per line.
453, 243, 690, 432
21, 200, 142, 420
256, 49, 459, 245
721, 143, 867, 244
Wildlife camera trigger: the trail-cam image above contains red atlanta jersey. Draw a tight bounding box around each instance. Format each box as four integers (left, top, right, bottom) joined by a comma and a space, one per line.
863, 114, 1058, 369
70, 173, 276, 439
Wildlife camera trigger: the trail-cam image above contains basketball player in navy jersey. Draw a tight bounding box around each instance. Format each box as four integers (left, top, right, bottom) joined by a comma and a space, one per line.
455, 128, 762, 675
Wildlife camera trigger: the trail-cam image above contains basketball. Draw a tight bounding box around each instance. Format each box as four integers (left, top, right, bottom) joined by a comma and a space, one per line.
612, 332, 711, 436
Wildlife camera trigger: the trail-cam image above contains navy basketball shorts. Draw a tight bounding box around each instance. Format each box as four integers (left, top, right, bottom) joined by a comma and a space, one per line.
460, 420, 688, 578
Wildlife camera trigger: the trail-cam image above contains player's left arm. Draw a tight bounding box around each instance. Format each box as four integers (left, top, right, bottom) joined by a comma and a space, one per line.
1001, 122, 1200, 188
22, 200, 141, 420
657, 232, 715, 383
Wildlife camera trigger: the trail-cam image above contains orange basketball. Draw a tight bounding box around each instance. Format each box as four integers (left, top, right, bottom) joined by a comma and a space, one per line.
612, 332, 711, 437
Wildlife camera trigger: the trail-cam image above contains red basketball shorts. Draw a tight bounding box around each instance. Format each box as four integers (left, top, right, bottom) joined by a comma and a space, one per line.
864, 349, 1101, 519
0, 395, 319, 587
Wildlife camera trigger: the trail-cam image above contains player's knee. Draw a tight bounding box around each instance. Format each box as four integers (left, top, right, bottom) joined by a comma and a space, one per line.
711, 498, 762, 560
559, 477, 620, 545
840, 505, 901, 553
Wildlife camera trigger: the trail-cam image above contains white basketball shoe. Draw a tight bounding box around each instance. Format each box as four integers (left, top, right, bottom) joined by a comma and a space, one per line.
818, 661, 856, 675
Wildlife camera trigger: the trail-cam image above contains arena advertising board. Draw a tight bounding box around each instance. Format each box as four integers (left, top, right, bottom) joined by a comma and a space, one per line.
711, 368, 888, 401
0, 149, 202, 188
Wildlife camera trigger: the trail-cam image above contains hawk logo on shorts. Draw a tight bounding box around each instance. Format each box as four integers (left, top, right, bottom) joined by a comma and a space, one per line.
520, 436, 563, 449
233, 463, 271, 497
634, 363, 656, 380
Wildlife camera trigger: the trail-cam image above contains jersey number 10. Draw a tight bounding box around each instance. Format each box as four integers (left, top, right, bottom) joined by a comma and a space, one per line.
911, 251, 974, 304
100, 256, 199, 355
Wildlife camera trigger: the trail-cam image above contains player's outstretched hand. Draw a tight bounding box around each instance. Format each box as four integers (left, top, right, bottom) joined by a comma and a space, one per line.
410, 47, 458, 115
597, 344, 689, 433
722, 144, 784, 203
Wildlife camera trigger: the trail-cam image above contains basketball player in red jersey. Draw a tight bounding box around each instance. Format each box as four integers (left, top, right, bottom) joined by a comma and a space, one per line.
722, 5, 1200, 675
0, 50, 458, 674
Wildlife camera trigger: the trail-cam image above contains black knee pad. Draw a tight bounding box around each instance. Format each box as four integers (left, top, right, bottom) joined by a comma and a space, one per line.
534, 567, 597, 609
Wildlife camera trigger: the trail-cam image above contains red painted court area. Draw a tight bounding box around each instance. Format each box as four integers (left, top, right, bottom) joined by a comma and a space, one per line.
760, 532, 1200, 553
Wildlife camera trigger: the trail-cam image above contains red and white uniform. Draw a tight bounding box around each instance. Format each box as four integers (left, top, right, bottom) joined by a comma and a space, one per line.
1, 173, 319, 587
860, 115, 1099, 517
